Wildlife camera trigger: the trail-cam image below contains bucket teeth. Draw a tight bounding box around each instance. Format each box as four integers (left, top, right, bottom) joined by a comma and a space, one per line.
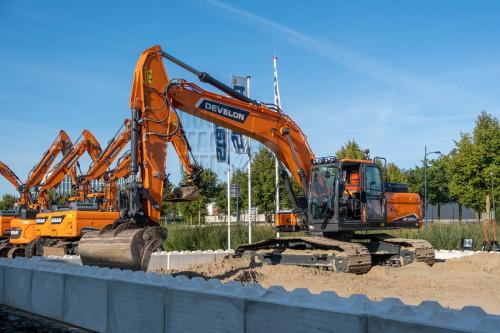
78, 223, 167, 271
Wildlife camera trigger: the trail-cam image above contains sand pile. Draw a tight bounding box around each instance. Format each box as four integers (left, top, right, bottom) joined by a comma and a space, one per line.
150, 253, 500, 315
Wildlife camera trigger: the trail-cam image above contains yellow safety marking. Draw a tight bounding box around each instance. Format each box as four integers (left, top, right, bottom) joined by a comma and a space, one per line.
146, 69, 153, 84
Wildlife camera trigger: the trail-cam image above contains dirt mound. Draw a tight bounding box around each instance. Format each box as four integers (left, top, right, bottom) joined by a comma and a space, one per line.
149, 253, 500, 315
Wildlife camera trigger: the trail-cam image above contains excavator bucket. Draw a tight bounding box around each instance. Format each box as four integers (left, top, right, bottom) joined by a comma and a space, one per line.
78, 223, 167, 271
163, 184, 199, 202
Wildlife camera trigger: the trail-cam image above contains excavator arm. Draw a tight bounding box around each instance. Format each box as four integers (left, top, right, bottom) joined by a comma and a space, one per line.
102, 152, 132, 211
163, 122, 201, 202
37, 130, 102, 209
25, 130, 73, 189
0, 161, 27, 205
75, 120, 131, 201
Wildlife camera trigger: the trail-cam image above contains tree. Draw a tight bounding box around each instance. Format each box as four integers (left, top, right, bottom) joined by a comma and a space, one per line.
335, 139, 368, 160
250, 148, 279, 214
448, 112, 500, 222
214, 168, 248, 222
427, 155, 451, 222
177, 168, 220, 224
385, 163, 408, 183
161, 180, 180, 223
0, 194, 17, 210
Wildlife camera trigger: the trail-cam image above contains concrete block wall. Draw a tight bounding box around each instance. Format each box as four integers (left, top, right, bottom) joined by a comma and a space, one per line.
47, 249, 236, 270
1, 257, 499, 333
435, 249, 500, 260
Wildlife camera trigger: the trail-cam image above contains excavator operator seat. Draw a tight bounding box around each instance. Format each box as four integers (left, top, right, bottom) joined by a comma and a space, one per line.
345, 172, 360, 194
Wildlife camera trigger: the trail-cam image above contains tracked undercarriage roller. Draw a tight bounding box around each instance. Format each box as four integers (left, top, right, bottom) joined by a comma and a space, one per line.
78, 222, 167, 271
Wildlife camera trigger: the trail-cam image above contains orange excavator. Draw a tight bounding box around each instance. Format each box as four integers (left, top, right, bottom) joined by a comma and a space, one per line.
0, 130, 73, 257
6, 130, 100, 257
79, 45, 433, 273
25, 117, 200, 258
0, 161, 24, 238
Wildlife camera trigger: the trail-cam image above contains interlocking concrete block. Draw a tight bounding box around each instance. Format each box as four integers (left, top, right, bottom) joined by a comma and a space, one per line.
46, 255, 83, 265
108, 277, 166, 332
3, 265, 32, 311
64, 266, 112, 333
165, 288, 245, 332
246, 298, 366, 332
168, 250, 217, 269
148, 252, 169, 270
31, 270, 65, 321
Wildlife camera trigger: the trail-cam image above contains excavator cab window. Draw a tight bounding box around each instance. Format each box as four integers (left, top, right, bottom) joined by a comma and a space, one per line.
309, 165, 336, 220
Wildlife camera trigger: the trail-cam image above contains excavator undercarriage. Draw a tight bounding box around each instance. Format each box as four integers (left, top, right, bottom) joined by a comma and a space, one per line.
235, 234, 434, 274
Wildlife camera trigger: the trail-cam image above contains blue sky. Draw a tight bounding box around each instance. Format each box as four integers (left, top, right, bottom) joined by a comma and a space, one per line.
1, 0, 499, 196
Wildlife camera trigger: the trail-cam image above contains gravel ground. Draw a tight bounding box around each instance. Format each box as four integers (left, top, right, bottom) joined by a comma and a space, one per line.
0, 306, 91, 333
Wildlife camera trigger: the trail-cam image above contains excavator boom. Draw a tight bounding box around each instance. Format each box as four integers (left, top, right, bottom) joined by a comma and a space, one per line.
37, 129, 101, 209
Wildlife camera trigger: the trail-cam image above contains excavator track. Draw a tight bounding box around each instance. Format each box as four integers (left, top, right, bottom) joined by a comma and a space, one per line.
369, 234, 435, 266
235, 237, 372, 274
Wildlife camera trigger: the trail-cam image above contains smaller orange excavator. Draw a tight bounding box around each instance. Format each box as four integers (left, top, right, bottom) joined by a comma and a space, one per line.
0, 130, 73, 257
0, 161, 24, 239
6, 129, 100, 257
26, 118, 200, 258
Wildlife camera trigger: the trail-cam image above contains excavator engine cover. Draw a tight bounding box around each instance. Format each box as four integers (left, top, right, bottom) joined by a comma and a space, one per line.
78, 223, 167, 271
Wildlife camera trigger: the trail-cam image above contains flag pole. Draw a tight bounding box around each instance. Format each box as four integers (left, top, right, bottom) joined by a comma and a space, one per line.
227, 129, 231, 250
273, 55, 281, 237
246, 76, 252, 243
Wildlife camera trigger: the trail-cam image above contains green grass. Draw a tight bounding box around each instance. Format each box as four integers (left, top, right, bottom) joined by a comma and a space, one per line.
162, 222, 499, 252
162, 224, 303, 251
382, 222, 500, 251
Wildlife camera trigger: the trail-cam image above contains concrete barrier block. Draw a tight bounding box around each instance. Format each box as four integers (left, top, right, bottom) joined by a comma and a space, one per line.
416, 300, 444, 313
165, 288, 245, 332
459, 306, 487, 319
246, 298, 366, 332
475, 316, 500, 331
108, 279, 166, 332
168, 250, 217, 269
64, 273, 109, 332
378, 298, 405, 309
148, 252, 169, 270
31, 270, 65, 321
3, 266, 32, 311
46, 255, 82, 265
314, 291, 343, 308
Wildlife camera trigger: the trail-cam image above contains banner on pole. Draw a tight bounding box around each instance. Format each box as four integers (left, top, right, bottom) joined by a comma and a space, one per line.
231, 131, 249, 155
273, 56, 282, 109
231, 75, 250, 154
214, 124, 227, 162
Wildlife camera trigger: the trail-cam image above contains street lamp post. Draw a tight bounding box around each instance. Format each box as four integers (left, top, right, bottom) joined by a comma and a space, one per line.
491, 172, 496, 222
424, 146, 441, 225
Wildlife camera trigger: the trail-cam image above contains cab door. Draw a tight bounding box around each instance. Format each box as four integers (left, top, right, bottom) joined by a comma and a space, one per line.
361, 164, 386, 222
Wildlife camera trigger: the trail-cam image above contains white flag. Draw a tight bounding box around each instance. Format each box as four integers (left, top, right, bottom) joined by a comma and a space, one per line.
273, 56, 282, 109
